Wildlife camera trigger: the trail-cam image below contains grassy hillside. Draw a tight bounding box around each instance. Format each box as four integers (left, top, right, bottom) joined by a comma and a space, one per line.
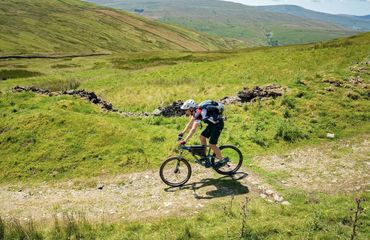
0, 33, 369, 183
0, 29, 369, 239
87, 0, 359, 46
0, 0, 241, 55
0, 33, 369, 239
259, 5, 370, 31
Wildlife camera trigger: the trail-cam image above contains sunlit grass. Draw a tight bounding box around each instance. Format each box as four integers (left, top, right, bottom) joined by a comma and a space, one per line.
0, 33, 369, 184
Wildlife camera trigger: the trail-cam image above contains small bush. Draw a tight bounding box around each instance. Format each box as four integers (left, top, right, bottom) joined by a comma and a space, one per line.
151, 136, 166, 143
249, 132, 269, 147
275, 121, 307, 142
283, 109, 291, 118
281, 97, 296, 109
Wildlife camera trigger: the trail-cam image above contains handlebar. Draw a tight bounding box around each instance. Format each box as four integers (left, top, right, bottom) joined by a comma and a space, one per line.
179, 145, 191, 150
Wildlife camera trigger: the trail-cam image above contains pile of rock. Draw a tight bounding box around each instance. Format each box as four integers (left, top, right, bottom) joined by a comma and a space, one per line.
62, 89, 115, 111
152, 100, 184, 117
152, 85, 285, 117
13, 85, 52, 95
219, 95, 242, 105
238, 84, 284, 102
220, 84, 284, 104
13, 86, 116, 112
13, 84, 286, 118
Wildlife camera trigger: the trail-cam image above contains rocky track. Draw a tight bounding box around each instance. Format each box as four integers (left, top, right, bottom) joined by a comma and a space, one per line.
1, 136, 368, 224
0, 165, 286, 224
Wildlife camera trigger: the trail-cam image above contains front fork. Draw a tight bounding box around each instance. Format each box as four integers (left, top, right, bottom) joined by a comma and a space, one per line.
174, 151, 184, 173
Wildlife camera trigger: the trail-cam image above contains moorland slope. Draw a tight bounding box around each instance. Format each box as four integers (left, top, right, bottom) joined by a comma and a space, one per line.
0, 0, 241, 55
0, 33, 369, 183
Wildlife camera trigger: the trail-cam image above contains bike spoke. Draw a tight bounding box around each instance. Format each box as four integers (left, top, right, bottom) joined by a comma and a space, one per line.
161, 159, 190, 185
212, 145, 243, 174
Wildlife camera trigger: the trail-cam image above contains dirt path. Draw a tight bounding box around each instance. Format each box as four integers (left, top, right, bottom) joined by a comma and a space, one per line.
1, 136, 368, 223
254, 136, 370, 193
0, 165, 283, 223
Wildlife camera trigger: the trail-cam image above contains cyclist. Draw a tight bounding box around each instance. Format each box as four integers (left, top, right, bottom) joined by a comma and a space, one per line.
178, 99, 229, 168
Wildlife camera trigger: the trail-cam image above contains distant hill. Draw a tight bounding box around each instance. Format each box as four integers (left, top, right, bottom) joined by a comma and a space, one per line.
0, 0, 241, 55
87, 0, 360, 46
357, 15, 370, 20
258, 5, 370, 31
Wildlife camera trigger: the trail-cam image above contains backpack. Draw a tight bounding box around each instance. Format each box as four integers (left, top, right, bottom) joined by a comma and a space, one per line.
198, 100, 224, 121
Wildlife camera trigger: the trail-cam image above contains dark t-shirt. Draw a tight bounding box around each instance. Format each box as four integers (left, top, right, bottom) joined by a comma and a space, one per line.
193, 108, 222, 124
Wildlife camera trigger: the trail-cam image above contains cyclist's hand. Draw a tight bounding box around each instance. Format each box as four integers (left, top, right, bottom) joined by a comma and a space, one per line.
179, 140, 186, 146
177, 132, 184, 140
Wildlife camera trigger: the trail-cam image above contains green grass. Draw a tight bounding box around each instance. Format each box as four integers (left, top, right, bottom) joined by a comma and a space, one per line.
1, 191, 369, 239
0, 32, 369, 184
0, 26, 369, 240
0, 0, 239, 55
0, 92, 179, 182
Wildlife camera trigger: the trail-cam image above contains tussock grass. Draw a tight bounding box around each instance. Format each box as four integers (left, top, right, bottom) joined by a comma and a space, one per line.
0, 69, 42, 80
51, 213, 96, 240
2, 218, 42, 240
0, 214, 97, 240
0, 192, 368, 239
34, 79, 81, 92
275, 120, 307, 142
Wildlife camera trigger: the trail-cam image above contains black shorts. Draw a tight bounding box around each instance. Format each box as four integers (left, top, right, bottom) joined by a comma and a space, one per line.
201, 121, 224, 145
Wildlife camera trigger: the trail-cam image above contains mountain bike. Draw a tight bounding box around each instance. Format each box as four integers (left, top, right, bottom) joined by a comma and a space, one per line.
159, 143, 243, 187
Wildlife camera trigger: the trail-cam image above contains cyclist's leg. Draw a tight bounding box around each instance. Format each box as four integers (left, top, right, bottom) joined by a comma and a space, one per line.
200, 135, 207, 155
201, 125, 211, 156
209, 144, 222, 159
208, 122, 224, 159
200, 135, 207, 145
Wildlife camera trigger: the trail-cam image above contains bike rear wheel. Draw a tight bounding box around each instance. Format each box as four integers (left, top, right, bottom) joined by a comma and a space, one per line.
212, 145, 243, 175
159, 157, 192, 187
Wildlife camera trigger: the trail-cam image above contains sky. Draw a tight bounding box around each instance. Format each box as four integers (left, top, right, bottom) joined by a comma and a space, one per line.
224, 0, 370, 16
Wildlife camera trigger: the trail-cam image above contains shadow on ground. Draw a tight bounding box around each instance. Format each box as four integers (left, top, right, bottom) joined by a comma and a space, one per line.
164, 172, 249, 199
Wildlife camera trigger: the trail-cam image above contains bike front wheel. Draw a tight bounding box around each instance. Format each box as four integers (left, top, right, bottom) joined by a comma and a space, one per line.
212, 145, 243, 175
159, 157, 192, 187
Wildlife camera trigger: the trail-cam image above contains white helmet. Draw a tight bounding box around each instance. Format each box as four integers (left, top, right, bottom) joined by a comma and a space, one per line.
181, 99, 197, 110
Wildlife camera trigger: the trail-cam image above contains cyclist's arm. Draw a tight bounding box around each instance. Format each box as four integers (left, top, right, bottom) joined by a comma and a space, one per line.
183, 121, 200, 143
181, 116, 195, 134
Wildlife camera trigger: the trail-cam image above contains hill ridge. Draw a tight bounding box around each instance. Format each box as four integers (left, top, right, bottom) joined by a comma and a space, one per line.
0, 0, 241, 55
87, 0, 360, 46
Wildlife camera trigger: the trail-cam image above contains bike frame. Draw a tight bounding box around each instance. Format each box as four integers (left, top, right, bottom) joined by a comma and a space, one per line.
178, 145, 213, 161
